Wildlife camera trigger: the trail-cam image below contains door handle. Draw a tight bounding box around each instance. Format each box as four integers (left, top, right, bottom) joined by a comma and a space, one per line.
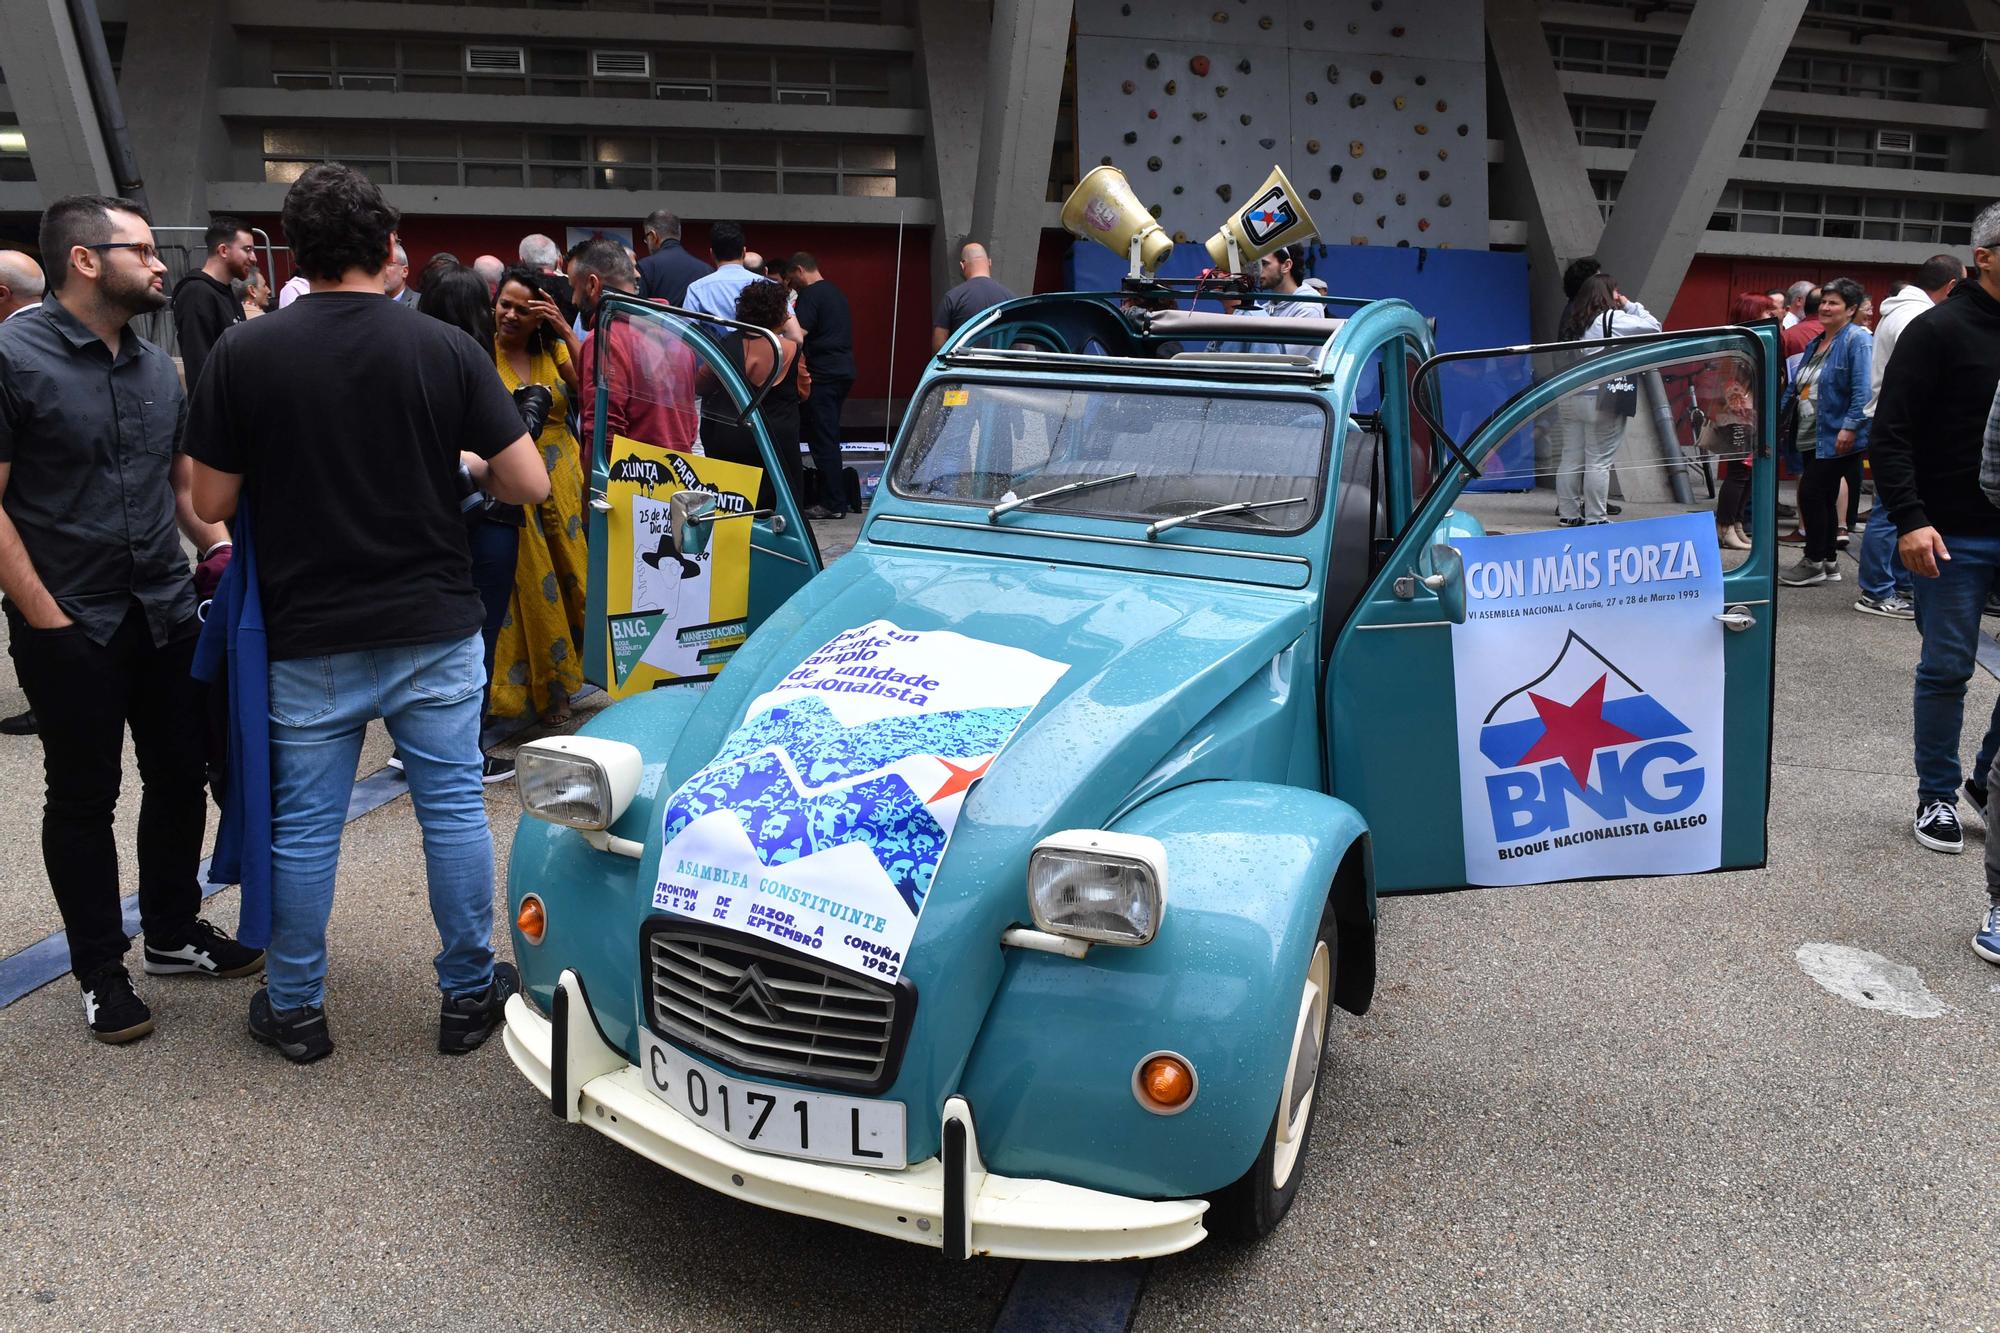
1716, 605, 1757, 632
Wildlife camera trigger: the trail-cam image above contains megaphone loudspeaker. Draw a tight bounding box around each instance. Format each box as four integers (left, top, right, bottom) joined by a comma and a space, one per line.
1204, 164, 1321, 272
1060, 164, 1175, 277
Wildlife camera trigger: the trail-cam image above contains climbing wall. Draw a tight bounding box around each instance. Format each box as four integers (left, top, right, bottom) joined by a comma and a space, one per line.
1073, 0, 1489, 252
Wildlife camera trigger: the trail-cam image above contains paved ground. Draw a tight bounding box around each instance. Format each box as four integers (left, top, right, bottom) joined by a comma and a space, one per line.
1, 504, 1995, 1331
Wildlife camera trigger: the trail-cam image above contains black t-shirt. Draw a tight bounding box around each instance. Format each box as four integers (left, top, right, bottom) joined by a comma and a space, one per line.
934, 275, 1016, 335
794, 279, 855, 380
183, 292, 525, 659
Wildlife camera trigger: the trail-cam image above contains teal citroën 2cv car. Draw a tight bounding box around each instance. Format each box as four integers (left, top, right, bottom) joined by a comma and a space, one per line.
498, 283, 1782, 1260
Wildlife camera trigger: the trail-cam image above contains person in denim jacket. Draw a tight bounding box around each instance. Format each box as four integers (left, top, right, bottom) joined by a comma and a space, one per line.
1780, 278, 1873, 587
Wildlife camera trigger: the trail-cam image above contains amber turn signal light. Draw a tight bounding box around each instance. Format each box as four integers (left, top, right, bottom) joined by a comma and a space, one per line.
516, 895, 546, 945
1133, 1052, 1197, 1115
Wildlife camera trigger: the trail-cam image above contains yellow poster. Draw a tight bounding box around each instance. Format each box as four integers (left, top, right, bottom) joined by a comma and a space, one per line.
603, 435, 762, 698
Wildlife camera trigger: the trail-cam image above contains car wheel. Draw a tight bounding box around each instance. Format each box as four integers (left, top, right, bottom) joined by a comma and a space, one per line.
1207, 895, 1335, 1242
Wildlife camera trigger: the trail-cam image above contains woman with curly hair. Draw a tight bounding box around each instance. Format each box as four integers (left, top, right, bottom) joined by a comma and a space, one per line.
696, 276, 808, 508
487, 264, 589, 725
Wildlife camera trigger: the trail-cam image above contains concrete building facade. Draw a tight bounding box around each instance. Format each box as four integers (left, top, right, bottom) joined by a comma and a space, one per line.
3, 0, 2000, 401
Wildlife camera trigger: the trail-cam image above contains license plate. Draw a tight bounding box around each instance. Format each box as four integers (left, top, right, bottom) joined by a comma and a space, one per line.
637, 1028, 908, 1169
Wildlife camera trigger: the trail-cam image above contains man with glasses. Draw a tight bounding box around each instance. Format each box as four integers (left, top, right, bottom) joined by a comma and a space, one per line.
0, 195, 261, 1044
382, 242, 418, 308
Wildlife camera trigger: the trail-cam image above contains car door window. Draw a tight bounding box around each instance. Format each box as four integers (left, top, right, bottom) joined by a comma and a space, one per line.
1412, 341, 1760, 565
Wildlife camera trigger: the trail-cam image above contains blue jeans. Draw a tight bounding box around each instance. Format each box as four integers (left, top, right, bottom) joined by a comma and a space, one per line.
267, 633, 495, 1009
466, 517, 520, 690
1911, 533, 2000, 802
1856, 504, 1911, 601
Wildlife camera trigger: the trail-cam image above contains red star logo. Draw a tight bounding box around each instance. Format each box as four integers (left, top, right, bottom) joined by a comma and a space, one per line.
1259, 209, 1278, 226
928, 756, 992, 804
1516, 675, 1640, 788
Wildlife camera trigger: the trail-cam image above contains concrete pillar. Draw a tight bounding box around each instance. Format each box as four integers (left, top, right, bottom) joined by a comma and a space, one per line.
1486, 0, 1602, 340
119, 0, 233, 226
0, 0, 115, 201
1593, 0, 1809, 314
915, 0, 991, 304
967, 0, 1072, 297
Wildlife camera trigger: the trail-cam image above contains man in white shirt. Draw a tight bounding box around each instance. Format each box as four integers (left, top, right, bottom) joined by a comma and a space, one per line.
681, 221, 761, 323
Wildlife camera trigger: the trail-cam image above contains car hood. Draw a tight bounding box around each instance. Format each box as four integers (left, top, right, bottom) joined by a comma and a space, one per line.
653, 545, 1314, 1131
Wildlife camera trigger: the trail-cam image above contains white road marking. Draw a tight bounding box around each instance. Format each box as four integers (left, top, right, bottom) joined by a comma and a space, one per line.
1796, 943, 1950, 1019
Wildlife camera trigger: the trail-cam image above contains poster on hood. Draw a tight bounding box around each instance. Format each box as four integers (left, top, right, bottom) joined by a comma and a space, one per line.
1450, 514, 1724, 887
603, 437, 761, 697
651, 621, 1069, 982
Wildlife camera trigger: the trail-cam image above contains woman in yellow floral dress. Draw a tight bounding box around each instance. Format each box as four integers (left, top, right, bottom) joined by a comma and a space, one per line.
490, 266, 588, 724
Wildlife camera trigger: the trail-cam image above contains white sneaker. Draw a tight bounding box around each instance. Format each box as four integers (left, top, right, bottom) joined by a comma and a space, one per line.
1853, 593, 1915, 620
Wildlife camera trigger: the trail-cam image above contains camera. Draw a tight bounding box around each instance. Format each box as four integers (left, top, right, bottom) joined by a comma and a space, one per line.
456, 383, 557, 516
514, 384, 554, 441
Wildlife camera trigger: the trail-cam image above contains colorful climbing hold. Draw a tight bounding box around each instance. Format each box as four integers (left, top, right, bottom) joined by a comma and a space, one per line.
1190, 54, 1211, 76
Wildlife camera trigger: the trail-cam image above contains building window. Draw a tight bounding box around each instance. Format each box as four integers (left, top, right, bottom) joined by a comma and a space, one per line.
264, 36, 904, 105
1710, 183, 1975, 244
1548, 30, 1677, 78
332, 0, 897, 16
1570, 101, 1650, 149
1742, 116, 1951, 170
263, 125, 902, 196
1769, 53, 1926, 101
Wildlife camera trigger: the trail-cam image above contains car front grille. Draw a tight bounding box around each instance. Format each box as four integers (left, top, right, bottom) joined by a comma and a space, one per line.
645, 924, 906, 1091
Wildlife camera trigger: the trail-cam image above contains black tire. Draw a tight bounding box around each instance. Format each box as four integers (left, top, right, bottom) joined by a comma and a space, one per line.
1206, 893, 1337, 1242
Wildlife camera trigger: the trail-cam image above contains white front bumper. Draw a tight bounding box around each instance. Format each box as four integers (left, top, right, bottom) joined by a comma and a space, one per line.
502, 970, 1207, 1261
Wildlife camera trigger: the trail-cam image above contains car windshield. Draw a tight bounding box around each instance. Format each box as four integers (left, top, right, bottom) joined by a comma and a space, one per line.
891, 381, 1327, 532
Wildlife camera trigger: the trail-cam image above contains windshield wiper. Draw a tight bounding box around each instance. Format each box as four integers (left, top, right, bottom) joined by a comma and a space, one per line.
1145, 495, 1309, 539
986, 470, 1140, 522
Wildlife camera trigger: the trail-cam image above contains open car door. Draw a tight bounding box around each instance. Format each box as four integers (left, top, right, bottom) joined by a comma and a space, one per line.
579, 292, 822, 698
1327, 324, 1781, 892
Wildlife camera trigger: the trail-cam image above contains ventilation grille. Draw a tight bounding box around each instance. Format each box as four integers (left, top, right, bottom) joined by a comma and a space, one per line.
1875, 128, 1916, 154
464, 45, 526, 75
593, 49, 652, 79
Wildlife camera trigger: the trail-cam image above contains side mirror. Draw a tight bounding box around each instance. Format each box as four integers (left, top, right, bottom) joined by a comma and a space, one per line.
669, 489, 719, 559
1421, 543, 1467, 625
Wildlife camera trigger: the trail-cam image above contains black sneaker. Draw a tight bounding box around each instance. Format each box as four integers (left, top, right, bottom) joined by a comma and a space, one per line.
80, 965, 154, 1044
248, 987, 334, 1063
1915, 799, 1964, 854
0, 708, 37, 736
1965, 776, 1989, 823
481, 752, 516, 785
144, 916, 265, 978
438, 961, 520, 1055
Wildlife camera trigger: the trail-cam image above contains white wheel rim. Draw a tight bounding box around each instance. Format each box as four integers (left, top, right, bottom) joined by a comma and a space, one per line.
1271, 939, 1330, 1192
